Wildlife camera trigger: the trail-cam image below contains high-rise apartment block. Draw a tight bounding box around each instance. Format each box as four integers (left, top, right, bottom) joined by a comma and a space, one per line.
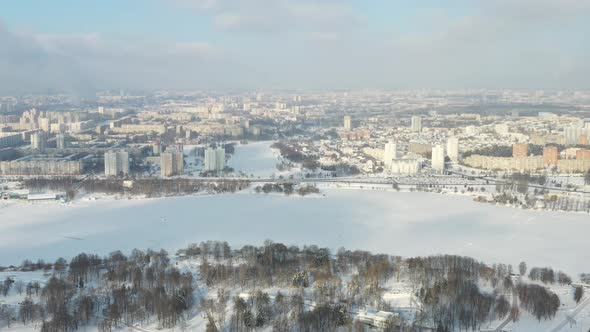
204, 147, 225, 172
446, 137, 459, 162
31, 132, 46, 151
343, 115, 352, 131
161, 151, 184, 177
104, 150, 129, 177
543, 146, 558, 166
411, 116, 422, 133
431, 144, 445, 172
512, 143, 528, 158
383, 141, 397, 167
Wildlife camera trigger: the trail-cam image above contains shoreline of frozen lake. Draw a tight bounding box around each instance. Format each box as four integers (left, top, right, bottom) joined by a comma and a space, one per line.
0, 188, 588, 276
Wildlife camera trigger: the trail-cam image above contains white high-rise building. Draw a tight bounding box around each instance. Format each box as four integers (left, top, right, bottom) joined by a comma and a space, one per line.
204, 147, 225, 172
446, 137, 459, 162
564, 125, 589, 145
161, 151, 184, 177
104, 150, 129, 177
383, 141, 397, 167
431, 144, 445, 173
343, 115, 352, 131
216, 147, 225, 169
31, 132, 46, 151
204, 149, 216, 171
56, 133, 67, 149
411, 116, 422, 133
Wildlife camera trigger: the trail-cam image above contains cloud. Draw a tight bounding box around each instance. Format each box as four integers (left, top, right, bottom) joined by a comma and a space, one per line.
0, 21, 245, 94
1, 1, 589, 92
175, 0, 361, 36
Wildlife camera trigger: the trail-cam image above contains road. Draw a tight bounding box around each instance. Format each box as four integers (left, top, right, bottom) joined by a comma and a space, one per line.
494, 288, 518, 332
548, 291, 590, 332
481, 286, 518, 332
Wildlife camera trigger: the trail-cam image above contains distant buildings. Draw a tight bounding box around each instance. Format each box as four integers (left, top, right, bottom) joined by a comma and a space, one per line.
577, 149, 590, 160
411, 116, 422, 133
495, 123, 509, 136
564, 125, 590, 145
152, 141, 161, 155
0, 133, 23, 148
512, 143, 528, 158
343, 115, 352, 131
383, 141, 397, 167
31, 132, 46, 151
408, 140, 431, 156
390, 158, 421, 174
1, 154, 87, 175
543, 146, 559, 166
557, 159, 590, 173
431, 144, 445, 172
463, 155, 543, 172
204, 147, 225, 172
56, 133, 67, 149
104, 150, 129, 177
446, 137, 459, 162
161, 151, 184, 177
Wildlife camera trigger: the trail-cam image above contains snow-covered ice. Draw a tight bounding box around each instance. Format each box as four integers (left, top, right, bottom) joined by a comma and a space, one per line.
227, 141, 279, 177
1, 189, 589, 277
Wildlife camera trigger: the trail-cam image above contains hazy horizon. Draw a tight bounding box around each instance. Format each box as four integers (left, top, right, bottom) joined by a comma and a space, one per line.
1, 0, 590, 94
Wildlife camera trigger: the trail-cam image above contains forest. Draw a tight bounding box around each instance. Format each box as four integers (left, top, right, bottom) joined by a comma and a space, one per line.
0, 241, 574, 332
22, 177, 251, 199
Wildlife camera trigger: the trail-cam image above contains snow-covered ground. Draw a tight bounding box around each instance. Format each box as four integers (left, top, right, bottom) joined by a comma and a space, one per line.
1, 188, 589, 277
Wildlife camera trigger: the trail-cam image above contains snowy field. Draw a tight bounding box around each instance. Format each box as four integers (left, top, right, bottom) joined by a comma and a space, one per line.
0, 188, 589, 277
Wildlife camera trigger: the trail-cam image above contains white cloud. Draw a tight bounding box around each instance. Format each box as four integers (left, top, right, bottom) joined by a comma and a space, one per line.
1, 1, 589, 92
0, 21, 241, 94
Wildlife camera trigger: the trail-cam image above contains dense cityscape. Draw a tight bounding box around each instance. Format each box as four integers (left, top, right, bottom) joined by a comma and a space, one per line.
1, 90, 590, 212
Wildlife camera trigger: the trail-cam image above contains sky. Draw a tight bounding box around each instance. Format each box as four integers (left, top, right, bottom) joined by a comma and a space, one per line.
1, 0, 589, 93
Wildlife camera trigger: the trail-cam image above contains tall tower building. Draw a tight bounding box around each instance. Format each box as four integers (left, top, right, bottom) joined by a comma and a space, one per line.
383, 141, 397, 167
216, 147, 225, 170
39, 117, 50, 132
343, 115, 352, 131
31, 132, 46, 151
431, 144, 445, 173
56, 133, 67, 149
104, 150, 129, 177
564, 125, 587, 145
204, 147, 225, 172
161, 151, 184, 177
543, 146, 558, 166
446, 137, 459, 162
411, 116, 422, 133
